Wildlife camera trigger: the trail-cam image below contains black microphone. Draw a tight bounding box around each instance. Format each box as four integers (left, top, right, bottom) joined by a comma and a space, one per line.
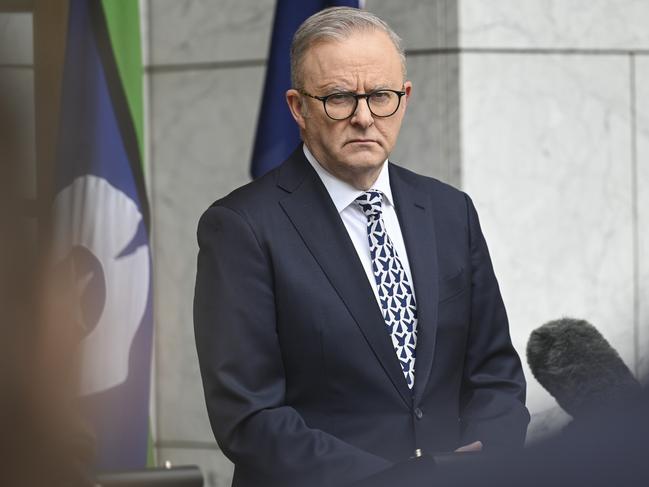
526, 317, 640, 418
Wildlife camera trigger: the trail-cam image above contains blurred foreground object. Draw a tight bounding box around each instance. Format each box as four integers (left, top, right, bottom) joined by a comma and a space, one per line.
434, 387, 649, 487
526, 317, 641, 418
437, 315, 648, 486
0, 45, 94, 486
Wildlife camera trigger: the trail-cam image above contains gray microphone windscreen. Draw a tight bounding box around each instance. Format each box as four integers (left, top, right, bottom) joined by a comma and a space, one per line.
526, 318, 640, 417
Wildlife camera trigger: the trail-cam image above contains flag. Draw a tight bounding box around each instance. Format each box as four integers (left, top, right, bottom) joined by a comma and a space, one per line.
52, 0, 153, 470
250, 0, 362, 179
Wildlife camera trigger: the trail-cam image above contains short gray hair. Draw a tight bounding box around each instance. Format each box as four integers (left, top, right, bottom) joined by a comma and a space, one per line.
290, 7, 407, 90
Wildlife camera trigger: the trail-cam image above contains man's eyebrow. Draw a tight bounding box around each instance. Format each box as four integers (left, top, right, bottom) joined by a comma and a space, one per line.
316, 83, 353, 93
315, 84, 394, 94
368, 85, 393, 92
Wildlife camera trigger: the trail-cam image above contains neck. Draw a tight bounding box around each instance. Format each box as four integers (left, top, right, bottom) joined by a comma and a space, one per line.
318, 163, 381, 191
345, 169, 381, 191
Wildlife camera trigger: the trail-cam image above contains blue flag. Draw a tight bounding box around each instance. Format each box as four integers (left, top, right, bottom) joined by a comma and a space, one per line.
250, 0, 361, 179
52, 0, 153, 471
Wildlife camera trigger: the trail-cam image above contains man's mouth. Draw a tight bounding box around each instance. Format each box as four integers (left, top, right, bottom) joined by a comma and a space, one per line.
347, 139, 377, 145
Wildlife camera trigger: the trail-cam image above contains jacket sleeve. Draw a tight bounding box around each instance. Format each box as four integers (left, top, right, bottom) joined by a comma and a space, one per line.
193, 204, 392, 487
458, 194, 530, 449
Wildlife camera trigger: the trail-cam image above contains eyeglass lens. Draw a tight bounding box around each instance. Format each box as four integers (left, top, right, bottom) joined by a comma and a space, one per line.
325, 91, 401, 120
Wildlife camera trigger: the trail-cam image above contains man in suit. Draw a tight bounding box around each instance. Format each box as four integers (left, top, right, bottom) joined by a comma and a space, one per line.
194, 7, 529, 487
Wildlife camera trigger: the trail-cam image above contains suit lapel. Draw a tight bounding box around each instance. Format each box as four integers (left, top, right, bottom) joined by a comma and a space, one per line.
389, 165, 439, 405
278, 150, 413, 407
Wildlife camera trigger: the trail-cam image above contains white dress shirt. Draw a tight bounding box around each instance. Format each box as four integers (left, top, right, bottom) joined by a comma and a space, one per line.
303, 144, 417, 307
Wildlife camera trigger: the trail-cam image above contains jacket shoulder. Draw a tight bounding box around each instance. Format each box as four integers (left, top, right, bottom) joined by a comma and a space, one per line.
389, 162, 468, 206
203, 146, 311, 218
201, 165, 284, 223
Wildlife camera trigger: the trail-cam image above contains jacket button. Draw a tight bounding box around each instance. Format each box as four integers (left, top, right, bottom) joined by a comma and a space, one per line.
414, 408, 423, 419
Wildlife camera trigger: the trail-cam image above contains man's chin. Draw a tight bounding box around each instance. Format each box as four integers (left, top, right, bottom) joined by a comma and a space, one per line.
342, 147, 386, 168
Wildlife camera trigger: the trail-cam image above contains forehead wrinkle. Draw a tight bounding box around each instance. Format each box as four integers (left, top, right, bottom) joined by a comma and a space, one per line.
315, 77, 396, 94
313, 65, 395, 91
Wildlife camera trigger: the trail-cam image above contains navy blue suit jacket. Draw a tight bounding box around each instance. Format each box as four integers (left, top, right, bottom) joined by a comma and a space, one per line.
194, 147, 529, 487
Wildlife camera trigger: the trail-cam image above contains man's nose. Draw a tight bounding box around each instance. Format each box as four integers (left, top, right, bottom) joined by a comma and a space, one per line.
350, 98, 374, 128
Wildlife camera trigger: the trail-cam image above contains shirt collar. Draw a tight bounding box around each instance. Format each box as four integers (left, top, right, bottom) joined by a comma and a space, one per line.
303, 144, 394, 213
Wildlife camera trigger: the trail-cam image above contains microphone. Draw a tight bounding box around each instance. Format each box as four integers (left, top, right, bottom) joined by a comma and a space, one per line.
526, 317, 640, 418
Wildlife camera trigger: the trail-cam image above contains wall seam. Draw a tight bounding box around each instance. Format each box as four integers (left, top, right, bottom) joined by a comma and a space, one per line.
156, 440, 220, 450
410, 47, 649, 56
630, 53, 640, 378
143, 47, 649, 77
144, 0, 163, 466
146, 59, 265, 73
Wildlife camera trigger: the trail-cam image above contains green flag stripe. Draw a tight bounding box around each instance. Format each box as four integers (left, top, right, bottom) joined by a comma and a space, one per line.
101, 0, 145, 164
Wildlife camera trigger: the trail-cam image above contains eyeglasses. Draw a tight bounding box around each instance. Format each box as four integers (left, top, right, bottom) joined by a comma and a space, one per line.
299, 88, 406, 121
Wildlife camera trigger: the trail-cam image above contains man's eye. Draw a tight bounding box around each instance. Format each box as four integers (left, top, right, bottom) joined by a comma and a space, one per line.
370, 91, 392, 103
327, 94, 353, 105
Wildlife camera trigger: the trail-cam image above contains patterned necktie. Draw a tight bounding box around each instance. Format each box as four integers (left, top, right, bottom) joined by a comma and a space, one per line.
356, 190, 418, 388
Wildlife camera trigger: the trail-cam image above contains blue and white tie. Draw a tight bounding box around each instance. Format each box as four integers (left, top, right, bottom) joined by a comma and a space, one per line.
356, 190, 418, 388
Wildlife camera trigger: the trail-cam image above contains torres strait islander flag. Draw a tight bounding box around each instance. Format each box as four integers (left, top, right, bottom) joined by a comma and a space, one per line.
250, 0, 363, 179
52, 0, 153, 470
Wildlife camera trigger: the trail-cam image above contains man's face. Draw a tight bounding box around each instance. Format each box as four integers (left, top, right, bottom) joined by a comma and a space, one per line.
287, 29, 412, 189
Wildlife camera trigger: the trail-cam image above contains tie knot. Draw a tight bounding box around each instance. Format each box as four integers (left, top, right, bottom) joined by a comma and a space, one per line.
356, 190, 383, 219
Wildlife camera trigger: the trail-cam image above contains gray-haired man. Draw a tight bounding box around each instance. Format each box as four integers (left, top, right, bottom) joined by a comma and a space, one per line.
195, 7, 529, 487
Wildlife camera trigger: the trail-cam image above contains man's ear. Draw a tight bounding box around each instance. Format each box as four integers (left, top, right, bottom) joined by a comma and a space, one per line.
402, 80, 413, 110
286, 89, 307, 130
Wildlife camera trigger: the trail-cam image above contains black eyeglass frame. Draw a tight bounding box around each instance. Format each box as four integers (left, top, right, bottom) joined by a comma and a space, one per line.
299, 88, 407, 120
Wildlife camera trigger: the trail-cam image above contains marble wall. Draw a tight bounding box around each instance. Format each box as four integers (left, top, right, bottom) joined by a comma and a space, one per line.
460, 0, 649, 50
145, 0, 649, 484
459, 0, 649, 438
145, 1, 271, 484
